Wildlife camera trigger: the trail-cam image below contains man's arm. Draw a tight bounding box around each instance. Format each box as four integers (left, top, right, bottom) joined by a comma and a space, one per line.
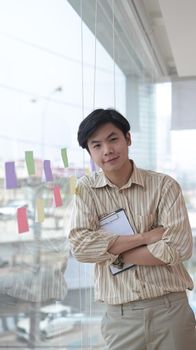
107, 226, 165, 255
69, 179, 164, 264
121, 245, 166, 266
69, 180, 120, 264
116, 179, 192, 267
145, 178, 192, 266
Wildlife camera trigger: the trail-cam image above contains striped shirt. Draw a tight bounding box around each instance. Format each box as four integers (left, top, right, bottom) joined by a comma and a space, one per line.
69, 161, 194, 305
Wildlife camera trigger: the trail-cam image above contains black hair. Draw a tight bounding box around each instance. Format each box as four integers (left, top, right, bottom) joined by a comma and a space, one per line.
77, 108, 130, 150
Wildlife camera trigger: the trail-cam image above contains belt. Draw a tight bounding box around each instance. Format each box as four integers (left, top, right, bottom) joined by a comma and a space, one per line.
107, 291, 187, 311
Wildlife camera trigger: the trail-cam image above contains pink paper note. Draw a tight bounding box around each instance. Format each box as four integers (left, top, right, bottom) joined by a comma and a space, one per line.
53, 186, 63, 207
17, 207, 29, 233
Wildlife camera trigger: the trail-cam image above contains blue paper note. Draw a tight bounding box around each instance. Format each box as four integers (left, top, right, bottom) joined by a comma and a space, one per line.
5, 162, 18, 189
90, 158, 96, 171
43, 160, 53, 181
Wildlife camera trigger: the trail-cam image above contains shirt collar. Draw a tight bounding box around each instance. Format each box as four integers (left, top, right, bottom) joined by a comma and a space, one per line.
91, 160, 145, 189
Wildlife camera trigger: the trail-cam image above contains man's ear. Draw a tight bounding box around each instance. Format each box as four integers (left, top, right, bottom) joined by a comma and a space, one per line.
126, 132, 131, 146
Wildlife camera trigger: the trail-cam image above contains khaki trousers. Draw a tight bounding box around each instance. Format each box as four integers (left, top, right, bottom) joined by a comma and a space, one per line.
101, 292, 196, 350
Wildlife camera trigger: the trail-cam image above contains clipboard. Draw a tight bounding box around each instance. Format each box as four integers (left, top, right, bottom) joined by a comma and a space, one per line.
99, 208, 135, 275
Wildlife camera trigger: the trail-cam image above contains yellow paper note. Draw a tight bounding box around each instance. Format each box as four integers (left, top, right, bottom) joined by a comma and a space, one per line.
36, 198, 45, 223
85, 168, 90, 176
70, 176, 77, 194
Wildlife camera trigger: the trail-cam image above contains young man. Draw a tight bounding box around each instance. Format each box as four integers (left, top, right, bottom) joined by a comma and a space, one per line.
69, 108, 196, 350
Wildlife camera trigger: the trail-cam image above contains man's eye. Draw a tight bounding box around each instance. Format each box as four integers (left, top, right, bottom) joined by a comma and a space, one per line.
110, 137, 118, 142
93, 144, 100, 149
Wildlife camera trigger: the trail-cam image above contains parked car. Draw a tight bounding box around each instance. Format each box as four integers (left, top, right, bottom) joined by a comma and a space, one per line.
16, 303, 78, 341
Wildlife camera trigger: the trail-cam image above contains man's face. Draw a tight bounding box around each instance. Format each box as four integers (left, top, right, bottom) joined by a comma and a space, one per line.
87, 122, 131, 176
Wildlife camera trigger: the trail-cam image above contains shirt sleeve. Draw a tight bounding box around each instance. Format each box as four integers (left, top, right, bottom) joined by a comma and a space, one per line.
147, 177, 193, 265
68, 180, 118, 264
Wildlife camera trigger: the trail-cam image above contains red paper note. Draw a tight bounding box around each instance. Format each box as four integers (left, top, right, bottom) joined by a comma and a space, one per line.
17, 207, 29, 233
53, 186, 62, 207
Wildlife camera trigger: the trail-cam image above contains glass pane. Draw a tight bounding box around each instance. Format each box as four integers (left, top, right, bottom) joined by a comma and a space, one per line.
0, 0, 126, 348
156, 81, 196, 316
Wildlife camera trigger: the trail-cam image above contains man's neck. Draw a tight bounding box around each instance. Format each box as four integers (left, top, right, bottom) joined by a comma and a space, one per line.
104, 160, 133, 188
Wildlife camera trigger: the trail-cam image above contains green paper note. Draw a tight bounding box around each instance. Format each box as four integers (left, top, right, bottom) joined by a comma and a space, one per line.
61, 148, 68, 168
25, 151, 35, 176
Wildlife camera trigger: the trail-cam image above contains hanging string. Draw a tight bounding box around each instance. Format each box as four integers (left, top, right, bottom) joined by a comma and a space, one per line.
80, 3, 85, 348
80, 0, 86, 178
93, 0, 98, 109
112, 0, 116, 108
91, 0, 98, 174
80, 0, 84, 121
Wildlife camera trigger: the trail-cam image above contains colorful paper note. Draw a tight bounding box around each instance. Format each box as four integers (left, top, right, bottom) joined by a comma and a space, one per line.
17, 207, 29, 233
85, 168, 90, 176
36, 198, 45, 223
70, 176, 77, 194
90, 158, 96, 172
25, 151, 35, 175
53, 186, 63, 207
43, 160, 53, 181
5, 162, 18, 189
61, 148, 68, 168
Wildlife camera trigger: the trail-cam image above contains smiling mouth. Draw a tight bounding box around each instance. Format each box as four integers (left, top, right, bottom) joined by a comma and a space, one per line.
104, 157, 119, 163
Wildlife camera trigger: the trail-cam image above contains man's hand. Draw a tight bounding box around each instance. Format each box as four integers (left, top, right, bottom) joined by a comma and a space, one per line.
141, 226, 165, 245
108, 226, 165, 255
122, 245, 166, 266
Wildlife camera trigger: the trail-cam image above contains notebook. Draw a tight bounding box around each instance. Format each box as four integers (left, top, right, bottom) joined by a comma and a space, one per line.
99, 208, 135, 275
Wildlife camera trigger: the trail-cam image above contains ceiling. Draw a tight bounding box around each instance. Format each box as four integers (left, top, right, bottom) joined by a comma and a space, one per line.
68, 0, 196, 81
143, 0, 196, 79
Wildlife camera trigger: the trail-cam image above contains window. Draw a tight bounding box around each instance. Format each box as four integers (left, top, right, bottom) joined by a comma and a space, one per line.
1, 1, 194, 349
156, 82, 196, 311
0, 1, 125, 348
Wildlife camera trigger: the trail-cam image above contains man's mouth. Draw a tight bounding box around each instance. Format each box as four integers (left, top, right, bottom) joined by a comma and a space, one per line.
104, 156, 119, 163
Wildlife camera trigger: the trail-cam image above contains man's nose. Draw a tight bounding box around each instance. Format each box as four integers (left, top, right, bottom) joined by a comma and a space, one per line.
103, 144, 113, 156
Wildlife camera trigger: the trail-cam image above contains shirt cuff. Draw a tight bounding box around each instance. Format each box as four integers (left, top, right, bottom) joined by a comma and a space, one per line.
147, 240, 180, 265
